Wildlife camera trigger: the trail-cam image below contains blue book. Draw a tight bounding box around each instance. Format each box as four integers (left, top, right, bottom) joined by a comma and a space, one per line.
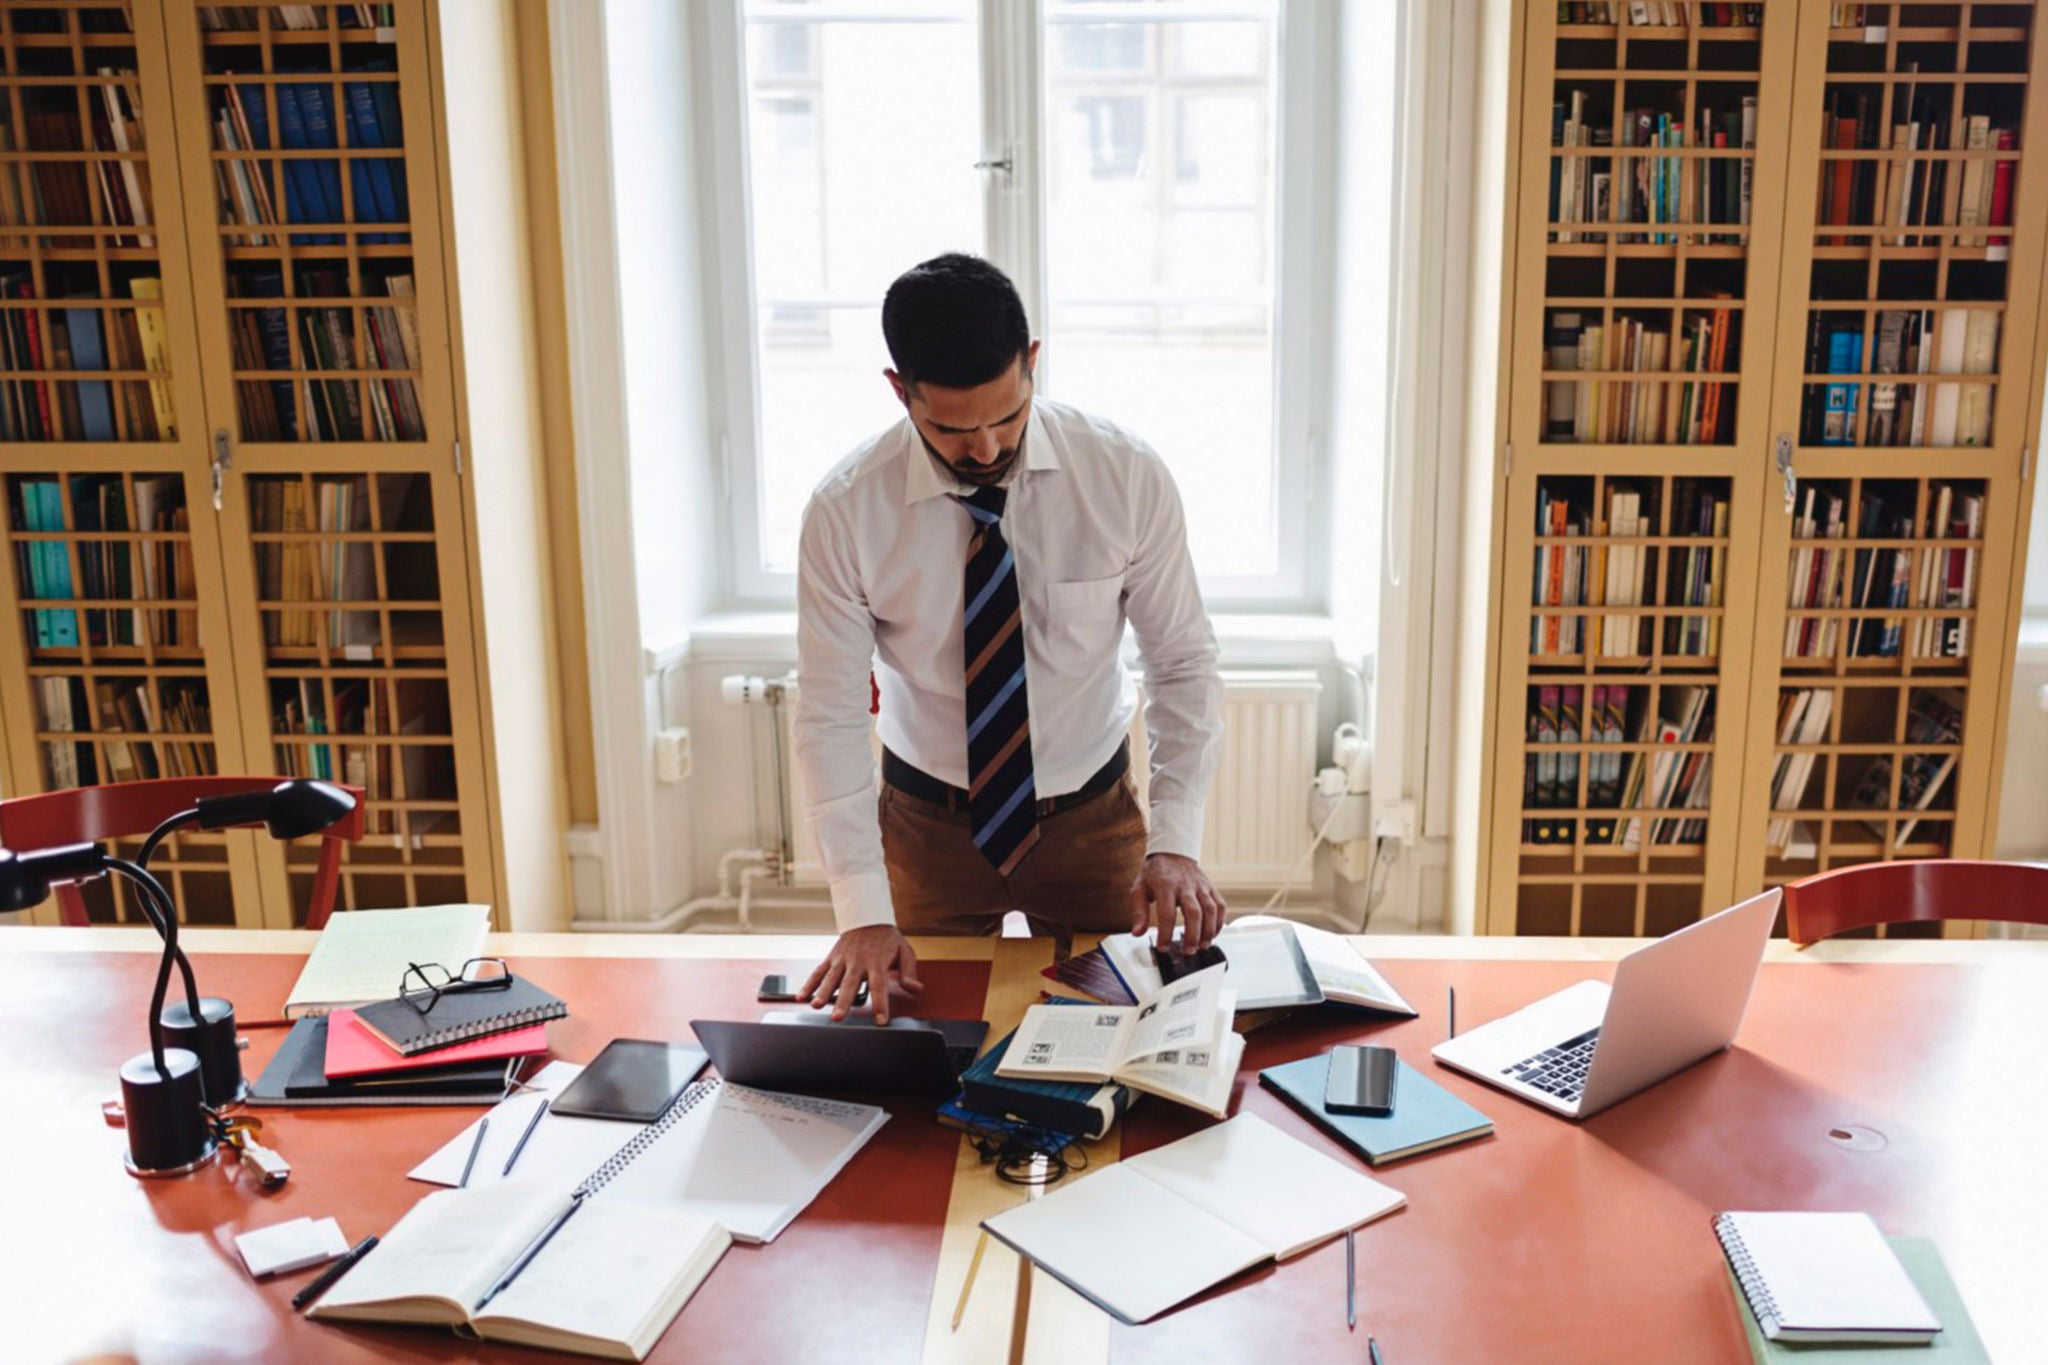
960, 1028, 1131, 1141
343, 79, 400, 243
20, 477, 50, 648
271, 83, 339, 245
367, 78, 410, 225
1259, 1052, 1493, 1166
1822, 331, 1863, 445
290, 83, 348, 244
243, 268, 299, 437
62, 306, 115, 441
35, 482, 78, 647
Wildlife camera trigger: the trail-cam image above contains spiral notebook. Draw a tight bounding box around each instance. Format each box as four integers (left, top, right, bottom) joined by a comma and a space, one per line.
1715, 1212, 1942, 1345
354, 975, 568, 1057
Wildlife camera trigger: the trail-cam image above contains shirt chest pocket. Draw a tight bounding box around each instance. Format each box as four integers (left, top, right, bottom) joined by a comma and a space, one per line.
1043, 575, 1126, 652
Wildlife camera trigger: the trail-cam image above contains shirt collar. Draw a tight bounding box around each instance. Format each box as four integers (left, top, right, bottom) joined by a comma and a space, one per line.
900, 399, 1062, 505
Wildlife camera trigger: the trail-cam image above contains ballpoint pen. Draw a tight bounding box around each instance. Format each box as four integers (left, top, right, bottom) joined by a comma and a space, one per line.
502, 1099, 549, 1176
1448, 986, 1457, 1041
1345, 1228, 1356, 1331
292, 1235, 379, 1312
1369, 1336, 1386, 1365
474, 1192, 587, 1312
459, 1116, 489, 1188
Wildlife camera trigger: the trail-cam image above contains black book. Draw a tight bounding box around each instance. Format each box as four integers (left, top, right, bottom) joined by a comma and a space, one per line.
248, 1017, 516, 1108
353, 974, 568, 1057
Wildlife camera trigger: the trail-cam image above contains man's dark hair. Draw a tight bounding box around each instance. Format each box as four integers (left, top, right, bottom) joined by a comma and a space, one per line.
881, 253, 1031, 391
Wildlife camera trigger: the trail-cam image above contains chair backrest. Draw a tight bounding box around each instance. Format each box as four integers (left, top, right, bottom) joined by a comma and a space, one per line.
1782, 859, 2048, 945
0, 778, 367, 929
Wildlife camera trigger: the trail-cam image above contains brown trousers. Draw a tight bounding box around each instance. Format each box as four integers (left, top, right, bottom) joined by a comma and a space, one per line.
881, 773, 1149, 938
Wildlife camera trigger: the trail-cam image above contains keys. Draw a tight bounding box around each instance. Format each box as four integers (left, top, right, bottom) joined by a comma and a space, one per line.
218, 1115, 291, 1189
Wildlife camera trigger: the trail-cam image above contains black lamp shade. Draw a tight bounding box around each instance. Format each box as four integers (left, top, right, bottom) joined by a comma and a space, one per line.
195, 780, 356, 840
0, 842, 105, 912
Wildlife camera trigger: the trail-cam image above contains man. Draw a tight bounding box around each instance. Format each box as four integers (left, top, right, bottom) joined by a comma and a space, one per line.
794, 253, 1225, 1021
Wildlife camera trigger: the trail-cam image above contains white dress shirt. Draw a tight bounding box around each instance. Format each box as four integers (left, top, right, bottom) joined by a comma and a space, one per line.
794, 398, 1225, 933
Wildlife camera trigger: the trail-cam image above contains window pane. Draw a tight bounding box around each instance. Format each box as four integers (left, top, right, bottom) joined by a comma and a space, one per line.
1044, 1, 1280, 579
743, 0, 982, 573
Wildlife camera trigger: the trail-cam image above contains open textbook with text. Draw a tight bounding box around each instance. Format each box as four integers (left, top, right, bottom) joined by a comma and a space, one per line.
997, 965, 1240, 1116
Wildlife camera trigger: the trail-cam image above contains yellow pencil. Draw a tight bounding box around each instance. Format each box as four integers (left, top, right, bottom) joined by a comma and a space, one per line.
951, 1230, 991, 1331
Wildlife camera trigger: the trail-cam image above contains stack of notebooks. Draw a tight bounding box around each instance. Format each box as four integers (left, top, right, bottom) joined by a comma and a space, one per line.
251, 905, 564, 1106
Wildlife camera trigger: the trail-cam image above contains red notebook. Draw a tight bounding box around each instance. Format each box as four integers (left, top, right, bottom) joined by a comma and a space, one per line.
322, 1007, 548, 1080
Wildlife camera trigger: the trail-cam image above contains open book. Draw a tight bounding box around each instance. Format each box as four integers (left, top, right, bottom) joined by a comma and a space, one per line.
1103, 918, 1417, 1017
997, 965, 1241, 1116
310, 1182, 729, 1361
983, 1113, 1406, 1323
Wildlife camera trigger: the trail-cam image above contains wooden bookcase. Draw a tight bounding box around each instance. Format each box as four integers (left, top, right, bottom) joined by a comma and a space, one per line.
1486, 0, 2047, 936
0, 0, 559, 929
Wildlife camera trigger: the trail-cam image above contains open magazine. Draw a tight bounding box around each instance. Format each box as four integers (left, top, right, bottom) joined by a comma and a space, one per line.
1102, 918, 1417, 1018
997, 966, 1241, 1117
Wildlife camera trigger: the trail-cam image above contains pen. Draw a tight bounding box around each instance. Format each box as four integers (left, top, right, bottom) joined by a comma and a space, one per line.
474, 1193, 587, 1312
1448, 986, 1456, 1041
1369, 1336, 1385, 1365
292, 1235, 378, 1312
502, 1099, 549, 1176
1345, 1228, 1356, 1331
459, 1116, 489, 1188
951, 1229, 990, 1331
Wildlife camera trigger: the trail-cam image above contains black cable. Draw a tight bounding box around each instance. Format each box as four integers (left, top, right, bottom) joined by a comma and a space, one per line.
959, 1119, 1088, 1186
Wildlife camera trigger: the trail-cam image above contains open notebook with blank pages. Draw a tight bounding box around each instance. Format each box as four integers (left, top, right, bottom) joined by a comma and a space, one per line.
1716, 1212, 1942, 1345
982, 1113, 1405, 1323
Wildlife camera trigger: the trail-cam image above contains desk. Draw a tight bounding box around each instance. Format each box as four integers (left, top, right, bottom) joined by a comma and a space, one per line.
4, 929, 2045, 1365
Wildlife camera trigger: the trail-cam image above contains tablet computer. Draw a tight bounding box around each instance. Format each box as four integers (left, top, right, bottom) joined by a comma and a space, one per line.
551, 1038, 710, 1122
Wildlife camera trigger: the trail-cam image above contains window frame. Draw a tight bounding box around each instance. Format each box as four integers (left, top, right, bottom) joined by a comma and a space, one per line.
705, 0, 1343, 610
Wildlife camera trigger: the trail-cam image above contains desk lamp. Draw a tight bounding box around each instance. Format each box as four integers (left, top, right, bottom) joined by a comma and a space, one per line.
0, 843, 217, 1175
131, 779, 359, 1110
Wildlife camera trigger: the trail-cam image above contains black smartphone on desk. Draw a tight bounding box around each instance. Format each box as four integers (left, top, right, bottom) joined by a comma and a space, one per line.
759, 973, 866, 1007
1325, 1044, 1398, 1116
551, 1039, 709, 1123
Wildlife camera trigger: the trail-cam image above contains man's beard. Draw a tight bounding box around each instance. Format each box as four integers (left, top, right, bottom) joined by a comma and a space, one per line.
923, 423, 1027, 486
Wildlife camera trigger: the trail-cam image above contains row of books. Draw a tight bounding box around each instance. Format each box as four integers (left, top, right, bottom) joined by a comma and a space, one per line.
1534, 483, 1726, 659
272, 676, 426, 831
0, 276, 175, 442
13, 475, 199, 650
1552, 95, 1756, 245
1802, 309, 1998, 447
1822, 91, 2014, 246
38, 676, 215, 789
254, 475, 380, 648
1782, 483, 1981, 661
0, 77, 153, 240
1558, 4, 1762, 23
201, 7, 395, 34
1524, 683, 1715, 848
213, 67, 408, 246
1544, 308, 1737, 443
229, 269, 425, 441
1765, 687, 1961, 855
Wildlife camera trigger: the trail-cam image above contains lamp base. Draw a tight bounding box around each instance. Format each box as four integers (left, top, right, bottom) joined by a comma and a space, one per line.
119, 1047, 216, 1178
160, 995, 246, 1108
123, 1141, 219, 1180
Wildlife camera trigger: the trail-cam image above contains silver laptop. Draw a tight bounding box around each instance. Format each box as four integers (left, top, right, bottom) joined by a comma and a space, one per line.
1432, 888, 1781, 1119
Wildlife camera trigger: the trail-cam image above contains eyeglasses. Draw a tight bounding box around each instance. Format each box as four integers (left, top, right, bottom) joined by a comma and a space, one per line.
399, 957, 511, 1015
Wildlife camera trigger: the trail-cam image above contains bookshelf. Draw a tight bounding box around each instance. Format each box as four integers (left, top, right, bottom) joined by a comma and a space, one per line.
1486, 0, 2048, 937
0, 1, 560, 930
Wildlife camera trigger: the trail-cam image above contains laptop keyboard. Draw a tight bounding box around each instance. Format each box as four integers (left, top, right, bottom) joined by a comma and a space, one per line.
1503, 1028, 1602, 1101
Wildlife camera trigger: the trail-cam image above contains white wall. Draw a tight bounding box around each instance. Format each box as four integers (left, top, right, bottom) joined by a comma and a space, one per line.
1994, 399, 2048, 861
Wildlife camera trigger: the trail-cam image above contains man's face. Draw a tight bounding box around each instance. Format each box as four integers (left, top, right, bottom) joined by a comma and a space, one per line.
887, 341, 1040, 487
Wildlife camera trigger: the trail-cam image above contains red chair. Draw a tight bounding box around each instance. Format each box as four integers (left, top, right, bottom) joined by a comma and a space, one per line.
1783, 859, 2048, 946
0, 778, 367, 929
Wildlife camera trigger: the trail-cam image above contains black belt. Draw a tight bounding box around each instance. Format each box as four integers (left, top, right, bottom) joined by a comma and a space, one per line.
883, 739, 1129, 818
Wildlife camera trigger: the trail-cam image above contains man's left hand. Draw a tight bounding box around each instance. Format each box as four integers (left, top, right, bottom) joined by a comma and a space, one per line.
1128, 853, 1227, 951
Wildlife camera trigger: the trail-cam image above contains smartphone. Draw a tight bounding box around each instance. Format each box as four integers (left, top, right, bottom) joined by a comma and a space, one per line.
552, 1039, 709, 1123
759, 973, 867, 1007
1325, 1044, 1398, 1116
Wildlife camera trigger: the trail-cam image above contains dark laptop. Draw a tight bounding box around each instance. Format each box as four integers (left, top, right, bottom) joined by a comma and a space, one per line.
691, 1013, 989, 1096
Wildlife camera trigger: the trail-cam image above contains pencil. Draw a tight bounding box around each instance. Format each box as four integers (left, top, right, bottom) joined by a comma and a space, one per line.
502, 1099, 549, 1176
459, 1116, 489, 1188
1346, 1228, 1356, 1330
951, 1229, 990, 1331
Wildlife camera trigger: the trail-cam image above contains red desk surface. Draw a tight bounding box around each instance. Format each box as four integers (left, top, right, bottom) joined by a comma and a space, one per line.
0, 950, 990, 1365
1112, 957, 2048, 1365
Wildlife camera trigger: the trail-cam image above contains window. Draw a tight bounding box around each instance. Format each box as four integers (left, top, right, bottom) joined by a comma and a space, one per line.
722, 0, 1344, 606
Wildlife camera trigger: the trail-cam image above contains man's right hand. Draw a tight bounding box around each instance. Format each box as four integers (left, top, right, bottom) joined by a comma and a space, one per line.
801, 924, 924, 1023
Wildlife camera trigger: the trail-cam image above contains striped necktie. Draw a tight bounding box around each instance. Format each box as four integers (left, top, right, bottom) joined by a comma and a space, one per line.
959, 485, 1040, 875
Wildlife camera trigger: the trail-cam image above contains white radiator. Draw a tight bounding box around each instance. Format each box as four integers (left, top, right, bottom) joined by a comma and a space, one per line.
782, 669, 1323, 891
